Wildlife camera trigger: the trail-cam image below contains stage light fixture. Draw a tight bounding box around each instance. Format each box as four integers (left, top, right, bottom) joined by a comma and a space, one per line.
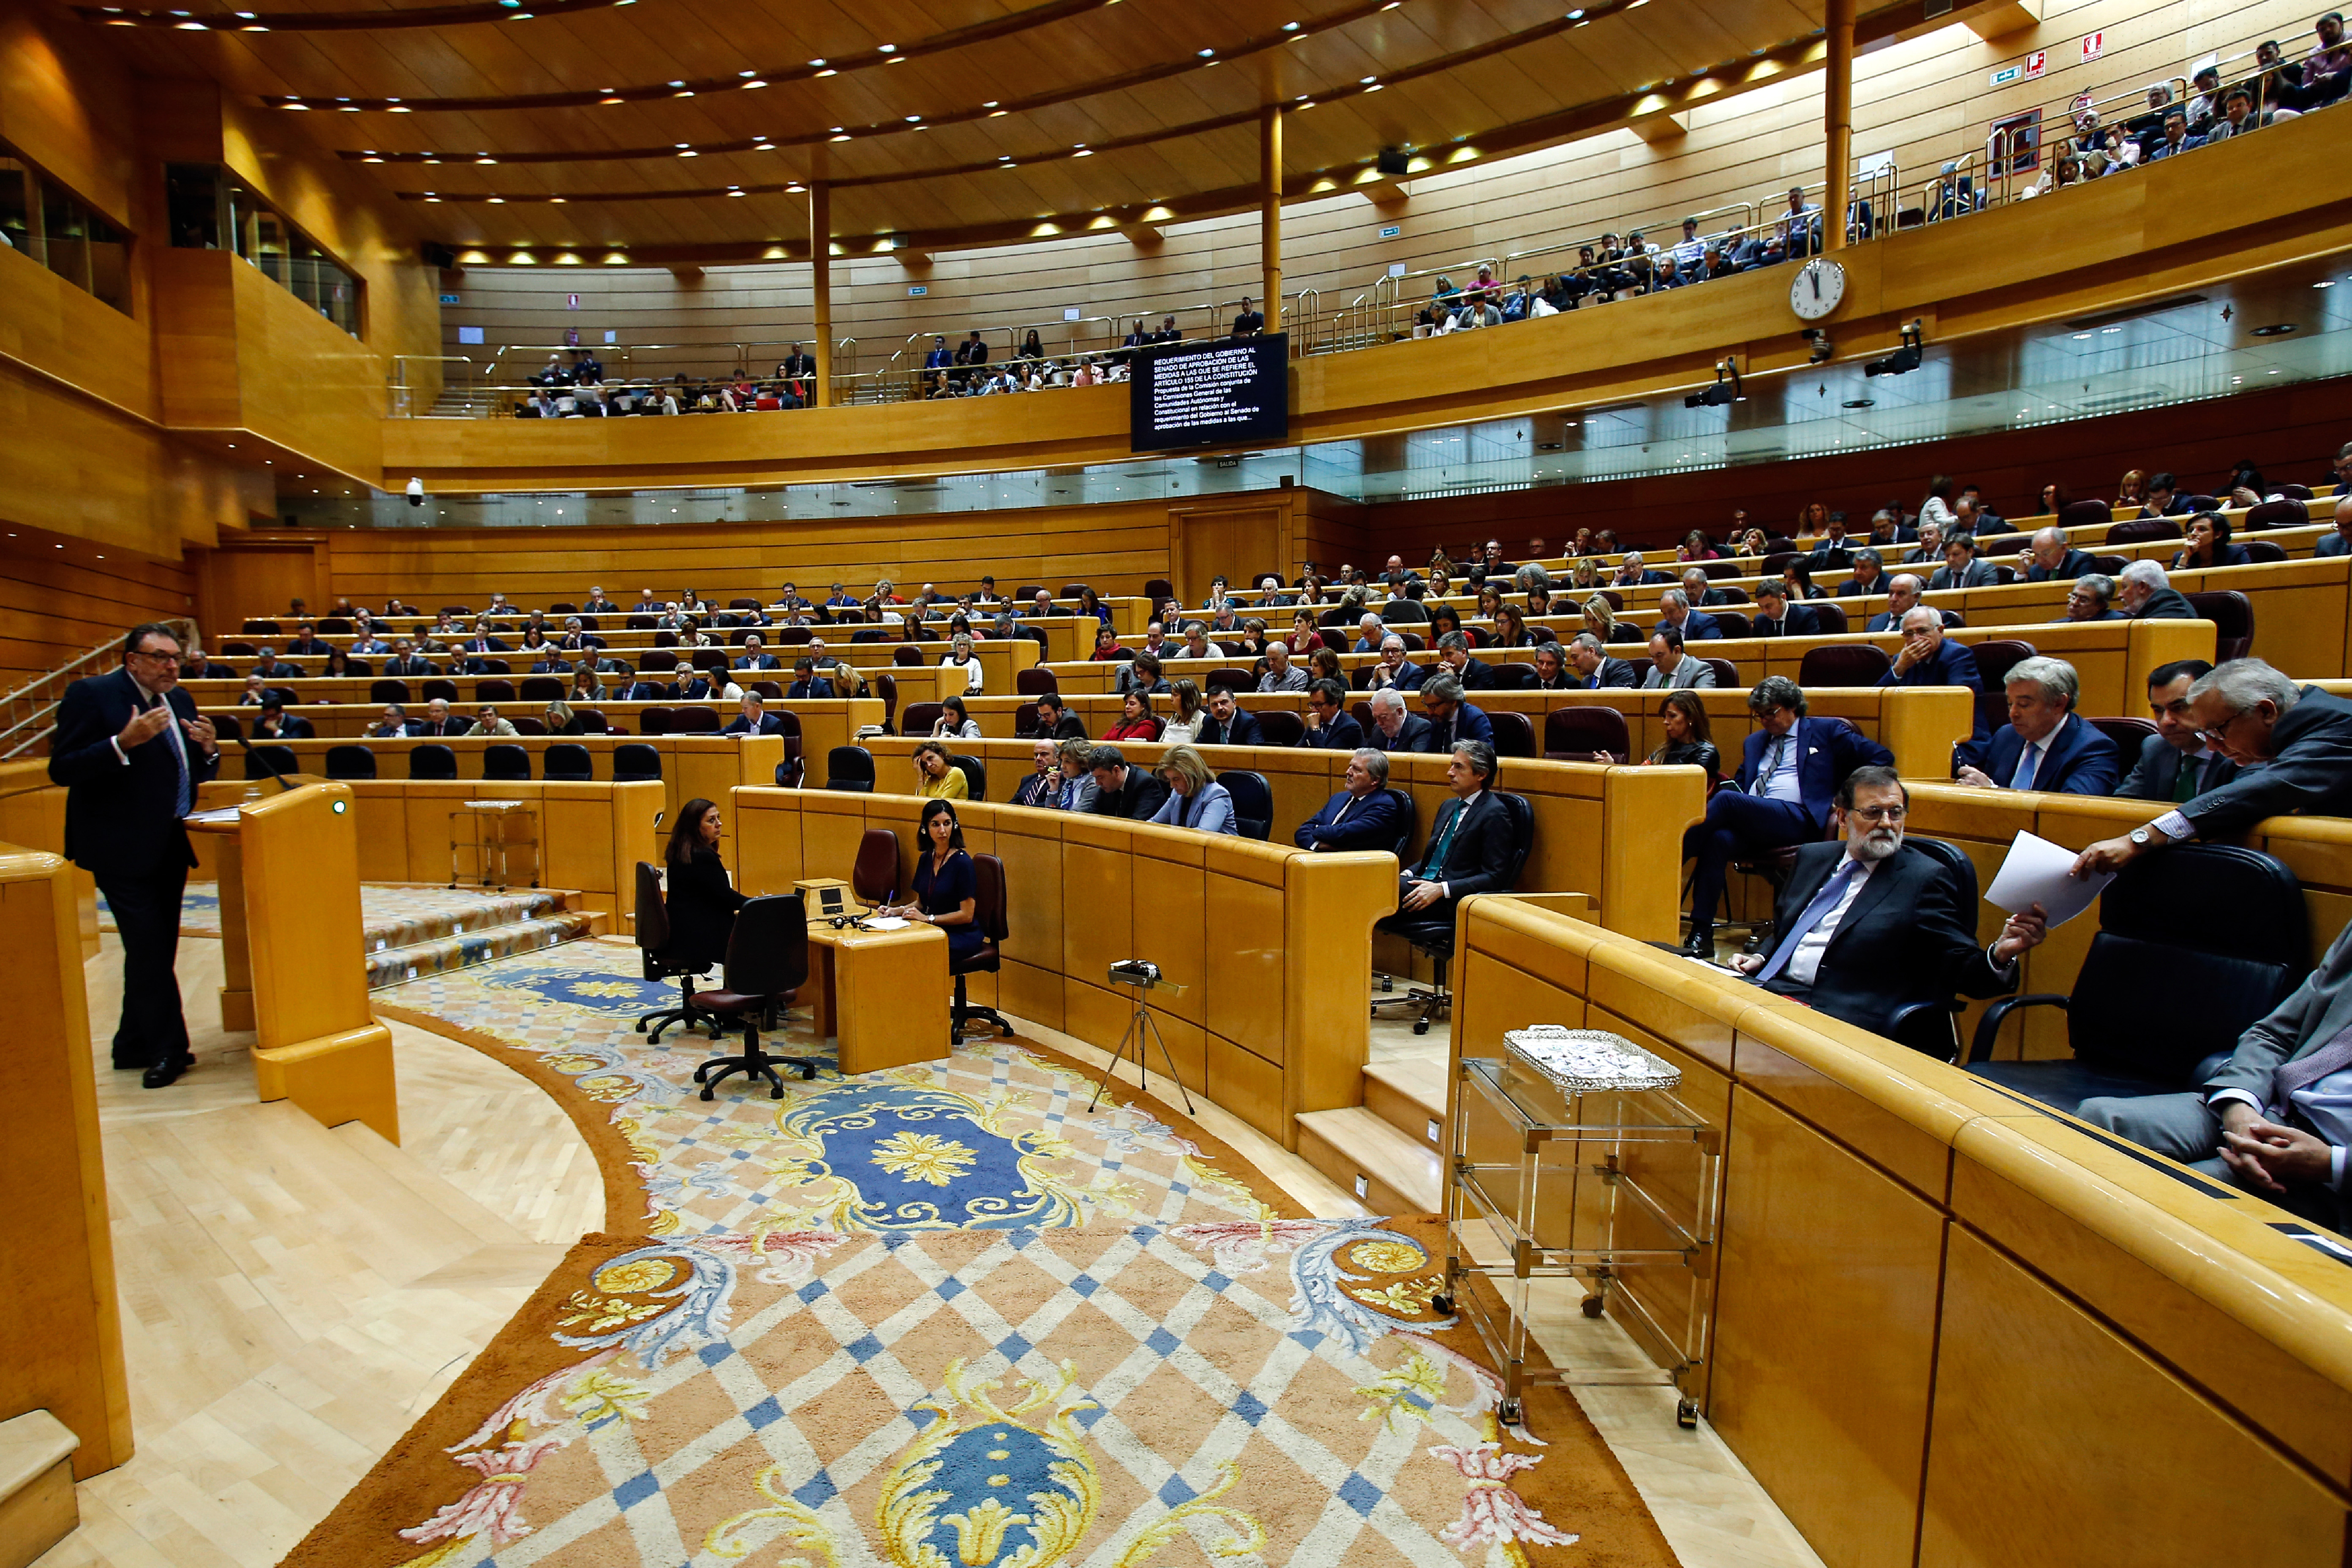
1865, 319, 1925, 377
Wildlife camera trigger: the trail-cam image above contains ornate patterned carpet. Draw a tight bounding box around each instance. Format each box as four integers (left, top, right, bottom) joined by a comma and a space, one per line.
284, 942, 1675, 1568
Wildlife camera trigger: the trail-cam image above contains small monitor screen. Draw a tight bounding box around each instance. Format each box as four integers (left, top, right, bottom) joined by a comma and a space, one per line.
1130, 333, 1289, 452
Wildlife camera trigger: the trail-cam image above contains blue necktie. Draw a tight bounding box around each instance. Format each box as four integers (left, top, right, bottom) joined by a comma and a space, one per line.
2012, 740, 2041, 792
163, 697, 192, 816
1753, 859, 1862, 984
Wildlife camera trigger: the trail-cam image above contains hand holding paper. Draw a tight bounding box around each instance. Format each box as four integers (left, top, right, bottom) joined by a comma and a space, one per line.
1986, 830, 2113, 928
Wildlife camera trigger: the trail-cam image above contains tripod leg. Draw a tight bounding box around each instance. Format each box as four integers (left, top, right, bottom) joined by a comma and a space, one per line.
1088, 1010, 1141, 1113
1141, 1009, 1196, 1115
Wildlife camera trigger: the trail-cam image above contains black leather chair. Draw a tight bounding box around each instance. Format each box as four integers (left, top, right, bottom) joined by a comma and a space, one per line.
852, 828, 901, 907
1882, 836, 1982, 1060
827, 746, 877, 792
2184, 590, 2254, 662
544, 743, 593, 780
1372, 792, 1535, 1034
324, 745, 376, 780
951, 853, 1015, 1045
948, 754, 986, 800
1254, 710, 1305, 746
368, 679, 410, 705
244, 745, 298, 781
2089, 716, 2158, 760
1965, 844, 2308, 1109
613, 743, 662, 781
1487, 710, 1537, 759
692, 896, 819, 1100
483, 744, 531, 780
519, 676, 564, 702
409, 743, 458, 780
632, 860, 716, 1044
1544, 708, 1630, 762
1217, 770, 1274, 840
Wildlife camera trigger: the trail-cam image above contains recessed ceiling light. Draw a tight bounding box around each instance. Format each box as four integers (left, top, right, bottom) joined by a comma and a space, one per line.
2252, 322, 2297, 336
807, 57, 824, 66
2316, 279, 2337, 289
1198, 48, 1214, 57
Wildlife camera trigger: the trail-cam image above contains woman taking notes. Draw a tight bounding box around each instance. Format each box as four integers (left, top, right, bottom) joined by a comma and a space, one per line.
879, 800, 985, 965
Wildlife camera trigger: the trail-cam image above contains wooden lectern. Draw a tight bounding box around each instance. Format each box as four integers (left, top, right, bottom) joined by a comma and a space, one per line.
188, 782, 399, 1143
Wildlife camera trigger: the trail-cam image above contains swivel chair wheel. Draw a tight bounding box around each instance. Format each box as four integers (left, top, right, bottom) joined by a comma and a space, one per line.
770, 1080, 784, 1099
1676, 1398, 1700, 1430
1581, 1294, 1605, 1319
1429, 1293, 1455, 1315
635, 1019, 649, 1033
699, 1085, 715, 1101
800, 1063, 818, 1080
1413, 1019, 1429, 1035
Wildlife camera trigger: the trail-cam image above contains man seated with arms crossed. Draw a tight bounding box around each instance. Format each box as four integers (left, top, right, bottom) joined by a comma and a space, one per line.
1300, 678, 1367, 749
1416, 672, 1493, 752
2075, 660, 2352, 877
1192, 686, 1262, 746
1297, 747, 1412, 851
1954, 656, 2119, 794
1364, 687, 1433, 753
1088, 744, 1171, 820
1678, 675, 1893, 957
2115, 659, 2237, 802
1563, 632, 1641, 689
1010, 739, 1063, 808
1726, 765, 2049, 1037
1878, 604, 1990, 737
1387, 740, 1517, 923
1641, 626, 1717, 689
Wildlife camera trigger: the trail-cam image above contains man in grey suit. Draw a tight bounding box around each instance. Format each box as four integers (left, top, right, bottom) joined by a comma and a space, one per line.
2080, 914, 2352, 1227
2115, 659, 2239, 803
1639, 627, 1718, 689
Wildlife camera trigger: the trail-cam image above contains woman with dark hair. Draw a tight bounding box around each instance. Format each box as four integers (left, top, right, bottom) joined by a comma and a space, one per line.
321, 645, 360, 678
1103, 688, 1160, 742
1306, 647, 1345, 687
1919, 474, 1957, 534
1427, 605, 1464, 640
1781, 561, 1826, 601
2039, 482, 2068, 515
912, 739, 969, 798
662, 797, 745, 971
1525, 585, 1554, 621
2172, 512, 2251, 570
1089, 623, 1131, 662
1646, 692, 1721, 780
1076, 587, 1112, 626
1678, 529, 1720, 561
1285, 608, 1322, 655
1476, 584, 1506, 623
931, 694, 982, 739
879, 800, 983, 964
1493, 604, 1533, 648
1019, 329, 1046, 366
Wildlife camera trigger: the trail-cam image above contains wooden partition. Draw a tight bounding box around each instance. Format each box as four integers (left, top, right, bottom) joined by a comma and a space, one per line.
0, 759, 94, 956
187, 670, 940, 720
1451, 896, 2352, 1568
727, 787, 1398, 1149
336, 779, 665, 919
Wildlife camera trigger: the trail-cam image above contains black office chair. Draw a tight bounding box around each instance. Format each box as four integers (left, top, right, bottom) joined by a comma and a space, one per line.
948, 754, 986, 800
543, 742, 594, 780
632, 860, 716, 1044
1487, 711, 1537, 759
1373, 791, 1535, 1034
693, 896, 820, 1100
1965, 845, 2307, 1108
613, 743, 662, 781
1882, 836, 1982, 1060
951, 853, 1015, 1045
368, 679, 410, 705
324, 745, 376, 780
409, 743, 458, 780
483, 743, 532, 780
245, 745, 298, 781
827, 746, 876, 792
1218, 770, 1274, 840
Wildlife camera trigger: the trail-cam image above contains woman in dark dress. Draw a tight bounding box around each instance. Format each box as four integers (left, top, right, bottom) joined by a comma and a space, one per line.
663, 797, 745, 971
1645, 691, 1721, 782
881, 800, 984, 964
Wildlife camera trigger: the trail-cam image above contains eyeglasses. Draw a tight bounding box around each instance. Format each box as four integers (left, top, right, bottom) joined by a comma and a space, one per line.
127, 648, 180, 664
2193, 709, 2248, 746
1848, 805, 1908, 823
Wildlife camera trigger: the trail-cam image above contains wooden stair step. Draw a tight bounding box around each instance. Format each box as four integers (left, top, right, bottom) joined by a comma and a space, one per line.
0, 1410, 79, 1566
1364, 1057, 1450, 1151
1295, 1107, 1443, 1215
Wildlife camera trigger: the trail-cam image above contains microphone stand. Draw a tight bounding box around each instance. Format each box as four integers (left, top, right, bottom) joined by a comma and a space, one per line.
236, 735, 297, 792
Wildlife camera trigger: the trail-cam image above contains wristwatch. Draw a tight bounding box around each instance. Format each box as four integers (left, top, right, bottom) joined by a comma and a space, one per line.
2129, 827, 2154, 848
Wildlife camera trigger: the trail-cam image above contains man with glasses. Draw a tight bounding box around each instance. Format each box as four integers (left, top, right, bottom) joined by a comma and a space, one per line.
1727, 765, 2048, 1039
1678, 676, 1892, 958
2074, 659, 2352, 877
2064, 574, 2125, 621
48, 623, 222, 1088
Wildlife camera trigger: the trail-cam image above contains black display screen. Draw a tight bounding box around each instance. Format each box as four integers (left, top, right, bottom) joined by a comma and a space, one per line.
1129, 333, 1289, 452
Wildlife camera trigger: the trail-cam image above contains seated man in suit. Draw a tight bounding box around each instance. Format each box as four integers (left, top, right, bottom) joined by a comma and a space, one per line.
1433, 632, 1496, 690
370, 703, 414, 738
1955, 656, 2121, 794
1900, 520, 1946, 567
1678, 568, 1733, 609
1009, 739, 1063, 808
457, 621, 510, 659
732, 634, 781, 672
1836, 549, 1886, 598
283, 622, 332, 658
473, 705, 520, 738
784, 656, 841, 701
1299, 678, 1367, 749
2065, 574, 2126, 621
248, 645, 304, 681
2115, 559, 2199, 620
1088, 745, 1171, 820
1878, 606, 1990, 737
529, 651, 575, 676
583, 586, 621, 614
1364, 687, 1434, 752
1296, 746, 1410, 852
1864, 574, 1928, 633
1032, 692, 1091, 740
1358, 635, 1428, 692
1652, 589, 1721, 641
2116, 659, 2236, 802
1679, 675, 1894, 955
177, 641, 238, 679
1192, 686, 1262, 746
1383, 740, 1517, 931
410, 698, 469, 737
381, 638, 439, 678
1803, 516, 1853, 569
670, 666, 719, 702
1612, 551, 1671, 587
251, 698, 313, 740
2316, 495, 2352, 558
722, 692, 784, 736
618, 666, 670, 701
1416, 672, 1494, 752
1640, 627, 1717, 690
2077, 660, 2352, 877
1564, 632, 1641, 690
2023, 525, 2097, 583
555, 616, 606, 653
1925, 534, 2000, 591
1529, 642, 1575, 690
1725, 765, 2047, 1037
1748, 583, 1820, 638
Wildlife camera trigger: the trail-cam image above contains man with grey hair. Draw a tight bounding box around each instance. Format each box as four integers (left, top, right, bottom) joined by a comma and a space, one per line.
1679, 566, 1729, 607
1653, 588, 1723, 641
1365, 686, 1434, 753
1256, 640, 1309, 692
1865, 573, 1930, 633
1955, 655, 2118, 793
1901, 518, 1945, 566
1417, 671, 1494, 750
1387, 740, 1514, 923
1514, 553, 1554, 594
2024, 525, 2096, 583
2117, 559, 2197, 619
1565, 632, 1641, 689
1434, 630, 1497, 689
2065, 574, 2124, 621
1879, 604, 1990, 737
1837, 547, 1886, 598
1011, 738, 1064, 808
1614, 550, 1668, 588
1294, 746, 1408, 852
1351, 611, 1389, 654
1361, 634, 1427, 692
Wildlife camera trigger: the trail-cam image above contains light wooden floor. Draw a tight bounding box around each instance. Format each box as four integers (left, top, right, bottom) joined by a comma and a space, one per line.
39, 936, 1818, 1568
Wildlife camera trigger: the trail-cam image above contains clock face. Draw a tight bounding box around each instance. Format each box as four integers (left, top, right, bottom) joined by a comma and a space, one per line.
1791, 257, 1846, 320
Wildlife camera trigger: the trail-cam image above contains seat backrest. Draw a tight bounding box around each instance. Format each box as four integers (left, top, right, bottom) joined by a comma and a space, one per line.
482, 743, 531, 779
1254, 710, 1305, 746
671, 705, 722, 732
547, 602, 578, 614
1979, 531, 2031, 556
1495, 792, 1536, 891
613, 742, 662, 779
245, 745, 298, 780
544, 742, 593, 779
1486, 662, 1538, 691
1797, 644, 1892, 686
902, 702, 945, 737
723, 896, 811, 997
2242, 539, 2289, 564
324, 744, 376, 780
637, 706, 672, 735
1016, 667, 1059, 695
852, 630, 887, 645
2088, 554, 2132, 577
2068, 844, 2308, 1081
211, 712, 242, 741
575, 708, 610, 733
853, 828, 900, 902
1809, 601, 1850, 636
1713, 584, 1753, 603
520, 676, 564, 701
1060, 583, 1089, 600
971, 852, 1011, 942
240, 619, 280, 635
1544, 707, 1630, 759
893, 644, 924, 666
2243, 498, 2308, 531
876, 672, 899, 730
422, 678, 459, 702
2058, 499, 2112, 530
777, 626, 814, 645
634, 861, 670, 953
1966, 638, 2039, 696
1204, 667, 1255, 694
1702, 658, 1738, 688
2089, 716, 2157, 760
2105, 517, 2182, 545
1143, 578, 1175, 604
2184, 590, 2254, 660
1014, 585, 1042, 603
1216, 770, 1274, 840
369, 679, 410, 704
508, 716, 548, 737
950, 754, 986, 800
1014, 702, 1041, 737
691, 648, 729, 672
2278, 483, 2316, 501
828, 745, 876, 792
1488, 710, 1537, 759
409, 743, 457, 780
1708, 610, 1753, 638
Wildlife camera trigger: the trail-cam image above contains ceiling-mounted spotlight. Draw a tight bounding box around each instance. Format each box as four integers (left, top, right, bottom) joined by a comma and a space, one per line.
1683, 356, 1743, 408
1866, 318, 1925, 377
1800, 326, 1833, 365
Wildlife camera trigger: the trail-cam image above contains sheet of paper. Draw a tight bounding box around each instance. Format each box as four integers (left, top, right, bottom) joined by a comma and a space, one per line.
184, 806, 241, 825
1984, 829, 2112, 927
863, 916, 911, 931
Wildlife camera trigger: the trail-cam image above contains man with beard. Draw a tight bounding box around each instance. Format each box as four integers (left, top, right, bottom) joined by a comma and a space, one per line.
1729, 765, 2048, 1038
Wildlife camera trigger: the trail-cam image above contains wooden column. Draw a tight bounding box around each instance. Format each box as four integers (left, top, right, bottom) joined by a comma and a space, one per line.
1259, 104, 1284, 333
809, 182, 833, 407
1824, 0, 1855, 253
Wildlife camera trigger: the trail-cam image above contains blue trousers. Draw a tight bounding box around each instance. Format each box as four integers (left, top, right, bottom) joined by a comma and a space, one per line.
1682, 792, 1814, 932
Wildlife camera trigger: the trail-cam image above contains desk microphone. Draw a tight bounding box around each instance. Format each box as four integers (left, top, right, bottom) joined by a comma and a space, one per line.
236, 735, 297, 792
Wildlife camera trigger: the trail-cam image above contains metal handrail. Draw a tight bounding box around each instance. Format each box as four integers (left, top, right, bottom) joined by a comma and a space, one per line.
1, 618, 198, 760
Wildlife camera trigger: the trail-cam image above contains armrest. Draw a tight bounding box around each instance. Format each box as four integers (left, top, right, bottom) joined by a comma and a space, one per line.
1968, 994, 2070, 1064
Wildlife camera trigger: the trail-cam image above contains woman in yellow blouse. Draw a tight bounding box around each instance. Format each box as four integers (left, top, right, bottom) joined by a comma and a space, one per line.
911, 739, 969, 799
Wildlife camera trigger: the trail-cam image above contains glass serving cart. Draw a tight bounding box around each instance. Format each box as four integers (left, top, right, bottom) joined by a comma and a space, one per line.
1431, 1030, 1721, 1429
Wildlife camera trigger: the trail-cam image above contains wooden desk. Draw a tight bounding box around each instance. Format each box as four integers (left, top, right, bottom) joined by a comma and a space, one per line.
801, 914, 950, 1075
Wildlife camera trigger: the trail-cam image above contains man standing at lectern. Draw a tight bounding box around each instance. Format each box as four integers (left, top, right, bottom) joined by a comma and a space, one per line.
49, 623, 221, 1088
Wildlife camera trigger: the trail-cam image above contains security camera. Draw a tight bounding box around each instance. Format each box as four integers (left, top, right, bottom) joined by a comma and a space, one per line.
405, 476, 425, 508
1684, 357, 1744, 408
1800, 327, 1835, 365
1866, 320, 1926, 377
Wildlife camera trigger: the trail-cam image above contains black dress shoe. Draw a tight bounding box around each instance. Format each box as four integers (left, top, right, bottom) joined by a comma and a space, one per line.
1675, 929, 1715, 959
141, 1059, 185, 1089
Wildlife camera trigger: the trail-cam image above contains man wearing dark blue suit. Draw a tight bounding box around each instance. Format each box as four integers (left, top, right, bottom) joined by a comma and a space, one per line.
732, 635, 782, 671
1364, 688, 1435, 752
1298, 679, 1367, 749
1295, 748, 1411, 852
721, 694, 786, 736
1748, 584, 1819, 637
1380, 740, 1518, 933
48, 623, 223, 1087
1878, 606, 1991, 738
2023, 527, 2097, 582
1192, 688, 1263, 746
1955, 656, 2120, 794
1652, 591, 1721, 640
2116, 660, 2237, 802
1679, 675, 1894, 956
1416, 673, 1494, 751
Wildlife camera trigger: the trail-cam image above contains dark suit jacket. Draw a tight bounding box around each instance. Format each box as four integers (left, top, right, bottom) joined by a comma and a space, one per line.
1570, 659, 1641, 690
412, 717, 473, 737
1751, 604, 1821, 638
1193, 710, 1263, 746
47, 669, 221, 877
733, 654, 782, 670
664, 846, 746, 970
672, 678, 717, 701
621, 681, 669, 701
722, 714, 785, 735
249, 660, 304, 680
1407, 792, 1517, 913
461, 637, 510, 654
1355, 662, 1429, 692
2116, 734, 2240, 802
2025, 550, 2097, 583
1419, 703, 1495, 751
1956, 715, 2121, 794
254, 713, 316, 740
1835, 575, 1884, 597
2178, 686, 2352, 839
787, 678, 844, 700
1759, 841, 2017, 1037
1731, 717, 1895, 827
529, 658, 574, 675
1451, 657, 1497, 690
2132, 587, 2200, 620
1655, 611, 1721, 640
1299, 714, 1367, 750
1805, 542, 1854, 569
382, 656, 439, 677
1370, 713, 1434, 753
1092, 768, 1171, 820
1879, 640, 1988, 735
1295, 787, 1410, 852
